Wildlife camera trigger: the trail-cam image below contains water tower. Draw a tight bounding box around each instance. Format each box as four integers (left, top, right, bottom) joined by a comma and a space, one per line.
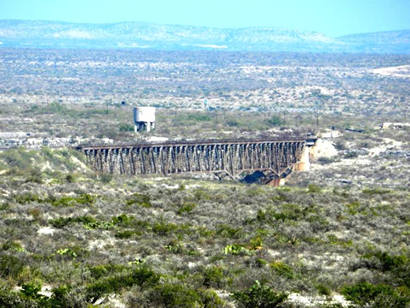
133, 107, 156, 132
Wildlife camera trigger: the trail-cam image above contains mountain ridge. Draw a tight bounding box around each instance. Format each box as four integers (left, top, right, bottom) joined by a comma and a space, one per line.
0, 19, 408, 53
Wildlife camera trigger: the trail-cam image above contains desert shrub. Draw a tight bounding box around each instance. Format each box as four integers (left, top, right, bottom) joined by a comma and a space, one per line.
369, 251, 408, 273
307, 184, 322, 193
193, 188, 212, 201
359, 250, 409, 286
0, 147, 34, 170
203, 266, 225, 288
341, 282, 408, 308
47, 285, 75, 308
20, 282, 43, 300
56, 246, 88, 260
0, 287, 39, 307
327, 234, 352, 248
267, 203, 304, 222
152, 221, 178, 236
126, 193, 152, 207
50, 217, 72, 228
362, 188, 391, 195
86, 265, 160, 303
265, 115, 285, 127
88, 264, 127, 280
0, 203, 9, 211
216, 224, 243, 238
0, 254, 25, 279
186, 113, 212, 122
345, 201, 360, 215
232, 280, 288, 308
177, 202, 196, 214
14, 192, 42, 204
99, 173, 113, 183
1, 240, 24, 252
50, 193, 95, 207
316, 283, 331, 296
249, 235, 263, 250
119, 123, 134, 132
270, 261, 294, 279
50, 215, 96, 228
165, 240, 184, 254
224, 244, 251, 256
115, 230, 135, 239
256, 209, 267, 222
199, 288, 225, 307
26, 168, 44, 184
151, 283, 202, 308
111, 213, 134, 226
65, 174, 75, 183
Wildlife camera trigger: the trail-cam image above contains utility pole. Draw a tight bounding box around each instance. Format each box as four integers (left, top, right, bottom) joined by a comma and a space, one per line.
314, 101, 321, 132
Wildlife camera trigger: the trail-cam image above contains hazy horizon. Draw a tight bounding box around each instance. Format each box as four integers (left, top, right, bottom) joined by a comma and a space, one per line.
1, 18, 410, 38
1, 0, 410, 37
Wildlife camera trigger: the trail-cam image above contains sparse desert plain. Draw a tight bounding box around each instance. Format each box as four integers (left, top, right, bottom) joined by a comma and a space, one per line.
0, 49, 409, 307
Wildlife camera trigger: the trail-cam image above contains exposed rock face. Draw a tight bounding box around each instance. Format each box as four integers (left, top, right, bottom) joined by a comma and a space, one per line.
310, 139, 338, 160
294, 146, 311, 172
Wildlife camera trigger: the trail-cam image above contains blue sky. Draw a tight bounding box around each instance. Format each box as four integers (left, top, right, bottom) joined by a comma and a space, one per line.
0, 0, 409, 37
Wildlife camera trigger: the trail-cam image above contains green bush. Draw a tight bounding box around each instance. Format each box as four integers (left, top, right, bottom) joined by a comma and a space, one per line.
152, 283, 202, 308
360, 250, 409, 287
307, 184, 322, 193
216, 224, 242, 238
0, 254, 25, 279
89, 264, 127, 280
270, 203, 304, 222
0, 288, 38, 307
119, 123, 134, 132
316, 284, 331, 296
20, 282, 42, 300
50, 215, 97, 228
203, 266, 225, 288
341, 282, 408, 308
177, 202, 196, 214
86, 265, 160, 303
270, 261, 294, 279
362, 188, 391, 195
265, 115, 285, 127
14, 192, 42, 204
224, 244, 251, 256
126, 193, 152, 207
0, 148, 34, 170
371, 251, 407, 272
115, 230, 136, 239
152, 221, 178, 236
232, 280, 288, 308
50, 193, 95, 207
199, 288, 225, 307
99, 173, 113, 183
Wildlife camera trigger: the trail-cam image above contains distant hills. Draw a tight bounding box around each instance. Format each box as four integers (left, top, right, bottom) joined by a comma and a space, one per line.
0, 20, 409, 53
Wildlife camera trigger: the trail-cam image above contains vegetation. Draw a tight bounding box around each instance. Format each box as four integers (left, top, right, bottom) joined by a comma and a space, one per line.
0, 145, 408, 307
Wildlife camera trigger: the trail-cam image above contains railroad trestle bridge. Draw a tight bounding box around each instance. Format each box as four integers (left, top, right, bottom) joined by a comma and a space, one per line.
77, 136, 315, 179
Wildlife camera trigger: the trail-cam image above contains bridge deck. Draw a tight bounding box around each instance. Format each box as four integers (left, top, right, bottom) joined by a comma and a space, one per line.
76, 136, 307, 151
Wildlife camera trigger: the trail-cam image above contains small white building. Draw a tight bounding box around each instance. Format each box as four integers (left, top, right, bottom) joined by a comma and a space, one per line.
133, 107, 156, 132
